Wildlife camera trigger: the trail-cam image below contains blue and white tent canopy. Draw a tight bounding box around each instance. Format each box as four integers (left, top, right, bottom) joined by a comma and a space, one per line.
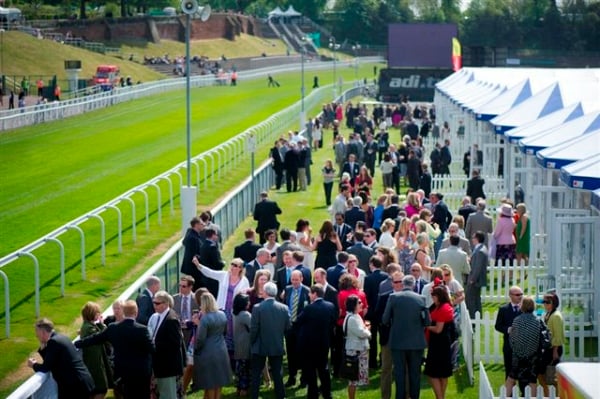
536, 128, 600, 169
518, 111, 600, 155
474, 79, 532, 121
504, 102, 585, 144
560, 154, 600, 190
463, 84, 506, 113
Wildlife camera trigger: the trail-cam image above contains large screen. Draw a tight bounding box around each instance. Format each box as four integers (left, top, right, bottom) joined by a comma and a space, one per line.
387, 24, 458, 68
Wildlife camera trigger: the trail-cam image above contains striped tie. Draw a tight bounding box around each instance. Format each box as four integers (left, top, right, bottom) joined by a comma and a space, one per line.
291, 290, 299, 322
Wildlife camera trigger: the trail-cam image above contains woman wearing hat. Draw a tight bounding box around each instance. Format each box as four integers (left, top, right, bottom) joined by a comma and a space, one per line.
493, 203, 516, 267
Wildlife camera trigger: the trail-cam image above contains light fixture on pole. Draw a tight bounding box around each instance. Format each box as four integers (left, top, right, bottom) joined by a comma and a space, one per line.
328, 36, 339, 100
180, 0, 211, 234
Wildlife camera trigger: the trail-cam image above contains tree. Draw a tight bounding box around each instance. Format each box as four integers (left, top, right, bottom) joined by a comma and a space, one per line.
461, 0, 522, 47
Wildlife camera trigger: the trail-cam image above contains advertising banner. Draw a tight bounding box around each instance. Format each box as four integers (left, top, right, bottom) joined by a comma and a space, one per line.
377, 68, 453, 102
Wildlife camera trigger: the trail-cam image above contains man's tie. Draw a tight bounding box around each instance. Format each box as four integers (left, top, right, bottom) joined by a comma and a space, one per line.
182, 296, 189, 321
286, 268, 291, 284
513, 305, 519, 313
291, 290, 299, 322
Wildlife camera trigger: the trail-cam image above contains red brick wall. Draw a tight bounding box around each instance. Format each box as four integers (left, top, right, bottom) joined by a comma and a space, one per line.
56, 14, 260, 43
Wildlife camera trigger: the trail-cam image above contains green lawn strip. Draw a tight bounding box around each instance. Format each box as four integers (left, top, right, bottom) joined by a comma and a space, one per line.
0, 64, 383, 395
214, 125, 507, 398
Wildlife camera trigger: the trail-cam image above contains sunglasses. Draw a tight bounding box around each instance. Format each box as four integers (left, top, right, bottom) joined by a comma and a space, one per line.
511, 293, 523, 297
542, 300, 552, 304
443, 273, 450, 277
392, 280, 402, 284
153, 301, 163, 305
230, 263, 241, 268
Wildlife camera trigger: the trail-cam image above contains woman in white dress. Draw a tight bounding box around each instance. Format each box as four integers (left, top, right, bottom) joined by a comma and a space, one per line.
296, 218, 315, 271
312, 118, 322, 150
378, 218, 396, 249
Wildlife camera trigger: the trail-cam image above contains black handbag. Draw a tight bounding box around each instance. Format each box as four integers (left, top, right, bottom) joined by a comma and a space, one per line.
340, 316, 360, 380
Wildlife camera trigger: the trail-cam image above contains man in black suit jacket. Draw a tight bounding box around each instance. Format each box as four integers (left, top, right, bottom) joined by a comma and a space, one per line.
342, 153, 361, 186
245, 248, 270, 285
430, 192, 453, 257
466, 169, 486, 203
29, 318, 95, 399
333, 213, 353, 250
409, 263, 428, 295
282, 270, 311, 387
253, 191, 282, 244
292, 250, 313, 286
326, 251, 349, 291
276, 250, 298, 296
363, 256, 388, 369
270, 140, 285, 190
76, 300, 154, 399
181, 217, 204, 288
382, 194, 401, 221
347, 231, 374, 275
197, 228, 226, 298
148, 291, 185, 398
495, 286, 523, 379
234, 228, 262, 263
136, 276, 161, 325
250, 282, 291, 399
284, 142, 300, 192
296, 284, 336, 399
344, 196, 366, 230
458, 196, 477, 223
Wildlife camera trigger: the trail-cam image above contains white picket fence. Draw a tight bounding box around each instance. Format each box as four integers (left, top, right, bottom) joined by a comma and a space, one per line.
479, 362, 559, 399
473, 311, 598, 364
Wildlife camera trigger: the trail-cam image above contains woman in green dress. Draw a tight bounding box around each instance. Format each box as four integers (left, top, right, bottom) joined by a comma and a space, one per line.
515, 203, 530, 265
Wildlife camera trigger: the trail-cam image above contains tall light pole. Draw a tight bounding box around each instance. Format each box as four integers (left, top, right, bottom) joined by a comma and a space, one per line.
329, 36, 339, 100
180, 0, 210, 234
299, 37, 307, 131
352, 44, 360, 85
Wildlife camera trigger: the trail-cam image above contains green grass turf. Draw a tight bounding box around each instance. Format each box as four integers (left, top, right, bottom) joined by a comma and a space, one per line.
0, 63, 383, 394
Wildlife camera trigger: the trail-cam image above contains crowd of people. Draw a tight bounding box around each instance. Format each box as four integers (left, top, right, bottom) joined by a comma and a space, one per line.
26, 99, 563, 399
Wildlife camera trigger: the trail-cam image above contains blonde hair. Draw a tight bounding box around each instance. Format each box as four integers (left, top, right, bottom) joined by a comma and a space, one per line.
200, 292, 219, 313
381, 218, 395, 233
439, 264, 454, 278
407, 192, 420, 208
452, 215, 465, 229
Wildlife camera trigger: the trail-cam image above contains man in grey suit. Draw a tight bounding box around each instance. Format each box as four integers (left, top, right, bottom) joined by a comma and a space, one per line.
436, 235, 471, 285
440, 223, 472, 256
382, 275, 430, 399
250, 282, 291, 399
173, 275, 200, 343
464, 199, 493, 248
466, 231, 489, 319
275, 228, 302, 269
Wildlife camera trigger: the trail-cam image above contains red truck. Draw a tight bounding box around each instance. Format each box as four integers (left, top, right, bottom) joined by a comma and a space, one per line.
93, 65, 120, 90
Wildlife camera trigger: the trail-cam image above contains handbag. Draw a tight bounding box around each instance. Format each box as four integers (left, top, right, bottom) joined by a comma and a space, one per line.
340, 351, 359, 380
340, 316, 360, 380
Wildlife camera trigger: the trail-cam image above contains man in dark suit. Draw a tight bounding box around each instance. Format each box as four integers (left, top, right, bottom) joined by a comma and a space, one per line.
29, 318, 95, 399
76, 300, 154, 399
270, 140, 285, 190
363, 256, 388, 369
382, 275, 430, 399
409, 263, 428, 295
136, 276, 161, 325
458, 196, 477, 224
276, 250, 297, 296
364, 228, 379, 250
198, 228, 226, 298
148, 291, 185, 398
430, 192, 453, 258
466, 169, 486, 202
333, 213, 353, 250
382, 194, 401, 221
495, 285, 523, 379
292, 250, 313, 286
253, 191, 282, 244
466, 231, 489, 319
347, 231, 374, 275
342, 153, 360, 186
314, 268, 339, 320
296, 284, 336, 399
234, 228, 262, 263
344, 196, 366, 231
326, 251, 349, 291
181, 217, 204, 289
275, 228, 301, 269
250, 282, 291, 399
282, 270, 311, 387
284, 142, 300, 192
245, 248, 270, 285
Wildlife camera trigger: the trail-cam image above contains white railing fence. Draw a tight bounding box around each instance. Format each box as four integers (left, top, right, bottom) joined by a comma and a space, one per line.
460, 301, 475, 385
479, 362, 559, 399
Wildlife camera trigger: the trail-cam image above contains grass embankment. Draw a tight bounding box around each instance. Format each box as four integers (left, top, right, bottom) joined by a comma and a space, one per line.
0, 62, 383, 394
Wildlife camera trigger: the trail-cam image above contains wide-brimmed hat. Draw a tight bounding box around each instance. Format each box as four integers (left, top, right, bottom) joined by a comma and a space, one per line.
499, 203, 514, 217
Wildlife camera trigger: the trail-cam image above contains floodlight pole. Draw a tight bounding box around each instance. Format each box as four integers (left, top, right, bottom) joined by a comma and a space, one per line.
300, 47, 305, 131
181, 12, 197, 235
329, 36, 337, 100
